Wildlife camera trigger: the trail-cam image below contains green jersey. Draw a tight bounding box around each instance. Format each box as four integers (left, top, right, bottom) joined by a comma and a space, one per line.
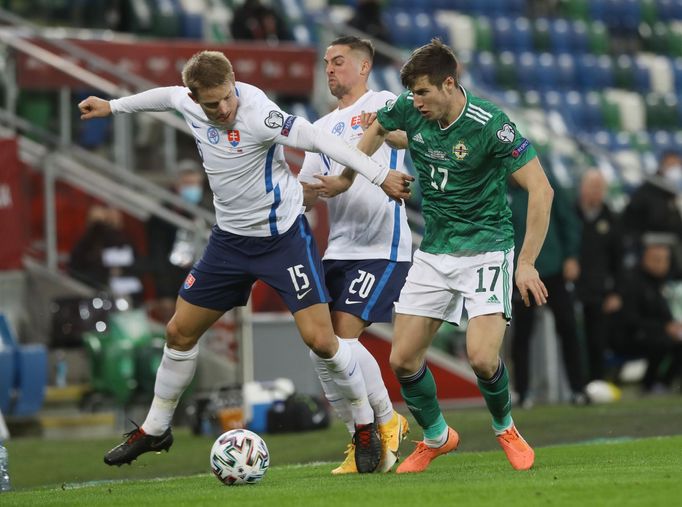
377, 87, 537, 254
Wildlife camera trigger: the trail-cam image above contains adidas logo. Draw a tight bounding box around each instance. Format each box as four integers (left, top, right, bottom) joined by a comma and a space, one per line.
412, 132, 424, 144
486, 294, 500, 304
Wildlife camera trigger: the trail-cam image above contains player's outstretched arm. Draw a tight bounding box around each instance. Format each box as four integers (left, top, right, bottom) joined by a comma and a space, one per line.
360, 111, 408, 150
78, 96, 112, 120
511, 157, 554, 306
306, 119, 413, 200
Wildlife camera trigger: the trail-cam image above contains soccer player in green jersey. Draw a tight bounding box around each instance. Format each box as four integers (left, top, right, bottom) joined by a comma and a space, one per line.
312, 39, 554, 472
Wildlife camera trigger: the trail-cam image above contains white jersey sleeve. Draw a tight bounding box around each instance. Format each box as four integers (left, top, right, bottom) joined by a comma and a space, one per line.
245, 102, 390, 186
109, 86, 185, 114
306, 90, 412, 262
120, 83, 305, 237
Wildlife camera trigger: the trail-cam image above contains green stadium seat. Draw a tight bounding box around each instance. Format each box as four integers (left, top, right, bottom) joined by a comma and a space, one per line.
587, 22, 610, 54
667, 25, 682, 57
474, 17, 493, 52
560, 0, 590, 21
640, 0, 659, 25
17, 91, 53, 135
645, 93, 679, 129
599, 94, 621, 131
495, 52, 518, 88
532, 18, 552, 53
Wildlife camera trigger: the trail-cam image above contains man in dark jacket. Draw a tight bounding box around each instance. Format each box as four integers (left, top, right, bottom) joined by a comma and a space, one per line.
612, 239, 682, 391
623, 150, 682, 275
575, 169, 624, 382
509, 173, 587, 405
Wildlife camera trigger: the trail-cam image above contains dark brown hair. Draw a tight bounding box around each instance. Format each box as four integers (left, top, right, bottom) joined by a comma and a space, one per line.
329, 35, 375, 62
400, 38, 458, 89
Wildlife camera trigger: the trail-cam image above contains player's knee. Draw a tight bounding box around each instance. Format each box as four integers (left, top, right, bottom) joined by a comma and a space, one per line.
304, 332, 337, 358
468, 352, 497, 378
165, 320, 199, 350
389, 349, 415, 377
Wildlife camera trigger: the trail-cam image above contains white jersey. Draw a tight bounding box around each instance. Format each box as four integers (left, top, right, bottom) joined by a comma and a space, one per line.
299, 90, 412, 262
110, 83, 306, 237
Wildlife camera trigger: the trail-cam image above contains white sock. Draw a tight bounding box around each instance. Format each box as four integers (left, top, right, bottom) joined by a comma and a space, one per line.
309, 349, 354, 435
314, 338, 373, 426
142, 344, 198, 436
347, 339, 393, 425
424, 426, 449, 448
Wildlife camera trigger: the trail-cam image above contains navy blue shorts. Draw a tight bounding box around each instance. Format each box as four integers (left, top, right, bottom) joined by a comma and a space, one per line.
179, 216, 330, 313
324, 258, 410, 323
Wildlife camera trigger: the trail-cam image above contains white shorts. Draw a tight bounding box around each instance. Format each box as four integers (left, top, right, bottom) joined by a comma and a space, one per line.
394, 248, 514, 325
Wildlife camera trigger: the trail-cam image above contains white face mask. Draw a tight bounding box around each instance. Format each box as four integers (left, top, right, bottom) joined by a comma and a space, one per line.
664, 165, 682, 190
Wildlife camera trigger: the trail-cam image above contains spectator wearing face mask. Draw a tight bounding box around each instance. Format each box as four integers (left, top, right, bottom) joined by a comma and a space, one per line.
146, 164, 206, 323
68, 205, 143, 303
623, 151, 682, 278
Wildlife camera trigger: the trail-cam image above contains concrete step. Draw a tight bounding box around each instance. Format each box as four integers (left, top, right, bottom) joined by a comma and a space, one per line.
44, 384, 91, 406
39, 410, 117, 439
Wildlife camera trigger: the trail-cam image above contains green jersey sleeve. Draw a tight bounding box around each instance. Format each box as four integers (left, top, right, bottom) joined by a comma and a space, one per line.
376, 91, 411, 132
484, 111, 537, 174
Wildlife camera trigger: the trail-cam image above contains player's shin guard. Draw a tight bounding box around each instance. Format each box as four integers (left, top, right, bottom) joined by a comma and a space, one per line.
348, 338, 393, 425
309, 348, 354, 434
142, 344, 198, 436
314, 338, 374, 425
476, 358, 513, 432
399, 362, 447, 440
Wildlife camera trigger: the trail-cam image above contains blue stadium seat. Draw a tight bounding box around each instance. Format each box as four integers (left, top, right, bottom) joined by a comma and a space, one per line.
556, 54, 577, 89
656, 0, 682, 21
549, 19, 572, 54
570, 20, 590, 53
516, 52, 538, 90
562, 91, 588, 129
178, 12, 203, 39
0, 348, 14, 413
620, 0, 642, 31
673, 57, 682, 91
474, 52, 497, 87
633, 58, 652, 92
583, 92, 607, 131
384, 10, 413, 49
536, 53, 558, 91
493, 17, 532, 53
575, 54, 614, 90
588, 0, 609, 24
0, 313, 47, 417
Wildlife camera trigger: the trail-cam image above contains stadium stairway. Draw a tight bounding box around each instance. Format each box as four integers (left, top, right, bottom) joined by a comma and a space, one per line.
38, 384, 117, 440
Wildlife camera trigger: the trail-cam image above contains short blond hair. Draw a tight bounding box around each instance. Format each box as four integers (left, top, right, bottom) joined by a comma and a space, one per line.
181, 51, 235, 96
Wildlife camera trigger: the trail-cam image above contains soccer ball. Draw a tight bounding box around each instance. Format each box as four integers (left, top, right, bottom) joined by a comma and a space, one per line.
585, 379, 622, 404
210, 429, 270, 485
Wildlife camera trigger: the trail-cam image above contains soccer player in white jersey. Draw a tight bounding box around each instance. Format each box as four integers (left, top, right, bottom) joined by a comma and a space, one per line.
78, 50, 413, 473
299, 36, 411, 474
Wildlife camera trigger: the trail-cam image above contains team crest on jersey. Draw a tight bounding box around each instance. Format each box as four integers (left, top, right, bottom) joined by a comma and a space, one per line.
385, 98, 396, 110
184, 273, 196, 290
207, 127, 220, 144
264, 110, 284, 129
227, 130, 240, 147
453, 141, 468, 160
496, 123, 515, 143
332, 121, 345, 136
350, 115, 363, 130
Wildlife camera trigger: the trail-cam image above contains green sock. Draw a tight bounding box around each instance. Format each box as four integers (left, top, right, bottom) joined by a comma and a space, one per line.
477, 359, 513, 433
399, 364, 447, 439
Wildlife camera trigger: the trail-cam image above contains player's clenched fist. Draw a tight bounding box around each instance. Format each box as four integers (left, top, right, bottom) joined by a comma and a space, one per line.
78, 96, 112, 120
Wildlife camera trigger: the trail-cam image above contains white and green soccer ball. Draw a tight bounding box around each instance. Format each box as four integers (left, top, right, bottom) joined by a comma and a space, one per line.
210, 429, 270, 485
